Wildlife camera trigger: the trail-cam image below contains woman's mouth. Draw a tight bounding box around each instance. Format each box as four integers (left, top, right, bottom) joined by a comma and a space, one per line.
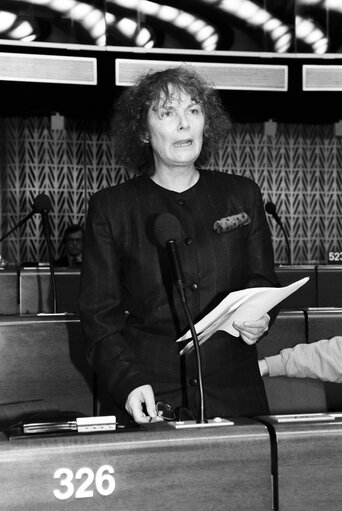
173, 139, 192, 147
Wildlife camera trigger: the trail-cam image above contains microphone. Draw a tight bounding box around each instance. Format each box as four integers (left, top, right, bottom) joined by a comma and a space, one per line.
33, 193, 53, 239
265, 201, 282, 226
33, 193, 52, 214
154, 213, 207, 424
0, 193, 53, 243
265, 201, 292, 265
34, 194, 57, 313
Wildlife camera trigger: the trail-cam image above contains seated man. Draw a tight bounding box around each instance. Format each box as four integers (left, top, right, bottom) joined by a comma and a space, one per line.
54, 224, 83, 268
259, 336, 342, 383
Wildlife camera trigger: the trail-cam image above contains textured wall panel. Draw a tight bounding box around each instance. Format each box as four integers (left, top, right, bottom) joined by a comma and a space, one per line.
0, 118, 341, 265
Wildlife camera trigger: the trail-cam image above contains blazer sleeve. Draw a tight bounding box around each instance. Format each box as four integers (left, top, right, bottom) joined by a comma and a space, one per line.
244, 180, 279, 287
243, 179, 280, 325
79, 192, 149, 409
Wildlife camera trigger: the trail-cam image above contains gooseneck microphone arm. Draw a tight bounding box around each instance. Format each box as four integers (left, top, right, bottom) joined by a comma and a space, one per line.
166, 240, 187, 303
0, 210, 36, 242
282, 228, 291, 265
0, 194, 51, 243
166, 239, 206, 423
177, 285, 206, 424
42, 213, 57, 313
34, 194, 57, 314
265, 201, 292, 265
155, 213, 207, 424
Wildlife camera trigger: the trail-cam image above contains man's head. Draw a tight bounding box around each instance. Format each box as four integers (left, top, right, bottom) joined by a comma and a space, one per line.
63, 224, 84, 258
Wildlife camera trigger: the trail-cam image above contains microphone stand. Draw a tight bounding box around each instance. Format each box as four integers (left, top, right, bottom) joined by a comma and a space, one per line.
181, 300, 206, 424
167, 241, 207, 424
0, 211, 36, 242
279, 223, 292, 265
40, 211, 57, 314
265, 203, 292, 265
0, 194, 58, 314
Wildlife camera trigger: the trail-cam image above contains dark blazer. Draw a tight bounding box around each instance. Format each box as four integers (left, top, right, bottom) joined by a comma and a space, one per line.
54, 256, 70, 267
54, 255, 82, 268
79, 170, 280, 420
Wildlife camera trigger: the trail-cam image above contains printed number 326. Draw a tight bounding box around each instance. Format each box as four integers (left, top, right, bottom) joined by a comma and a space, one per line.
53, 465, 115, 500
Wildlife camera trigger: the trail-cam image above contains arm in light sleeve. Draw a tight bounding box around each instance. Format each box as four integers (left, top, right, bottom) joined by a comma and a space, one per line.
79, 191, 149, 409
264, 336, 342, 382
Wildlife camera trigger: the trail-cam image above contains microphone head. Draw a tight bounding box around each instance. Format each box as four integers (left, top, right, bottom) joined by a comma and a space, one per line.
154, 213, 183, 246
265, 201, 277, 215
33, 193, 52, 213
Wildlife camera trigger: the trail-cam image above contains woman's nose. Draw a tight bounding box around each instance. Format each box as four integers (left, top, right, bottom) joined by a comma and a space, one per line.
177, 112, 190, 130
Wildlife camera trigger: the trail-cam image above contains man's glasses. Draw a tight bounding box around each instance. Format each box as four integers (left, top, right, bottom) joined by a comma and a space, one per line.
155, 401, 176, 421
65, 238, 83, 244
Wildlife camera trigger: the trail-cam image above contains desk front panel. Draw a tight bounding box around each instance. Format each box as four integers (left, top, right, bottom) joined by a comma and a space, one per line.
317, 265, 342, 307
262, 417, 342, 510
20, 269, 80, 314
0, 316, 93, 416
0, 269, 18, 315
0, 421, 272, 511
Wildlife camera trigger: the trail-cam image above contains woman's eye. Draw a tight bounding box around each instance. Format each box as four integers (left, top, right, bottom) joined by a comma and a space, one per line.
189, 107, 201, 115
160, 109, 173, 118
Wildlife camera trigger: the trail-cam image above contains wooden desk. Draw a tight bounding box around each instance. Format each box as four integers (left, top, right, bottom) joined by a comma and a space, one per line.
317, 265, 342, 307
0, 419, 272, 511
0, 268, 18, 315
19, 268, 80, 314
0, 316, 93, 416
260, 415, 342, 511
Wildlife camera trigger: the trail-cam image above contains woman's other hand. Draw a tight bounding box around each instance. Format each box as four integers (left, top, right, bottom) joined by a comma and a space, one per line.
233, 313, 270, 345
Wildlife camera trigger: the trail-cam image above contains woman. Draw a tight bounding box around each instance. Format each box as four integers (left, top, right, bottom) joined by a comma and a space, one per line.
79, 65, 279, 424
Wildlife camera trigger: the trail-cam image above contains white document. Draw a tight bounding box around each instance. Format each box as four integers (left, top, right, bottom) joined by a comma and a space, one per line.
177, 277, 309, 355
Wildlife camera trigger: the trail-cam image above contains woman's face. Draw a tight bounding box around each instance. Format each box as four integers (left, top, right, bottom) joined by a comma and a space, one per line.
146, 87, 205, 171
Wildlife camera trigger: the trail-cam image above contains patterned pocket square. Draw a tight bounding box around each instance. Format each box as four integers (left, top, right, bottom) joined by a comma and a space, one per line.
213, 212, 251, 234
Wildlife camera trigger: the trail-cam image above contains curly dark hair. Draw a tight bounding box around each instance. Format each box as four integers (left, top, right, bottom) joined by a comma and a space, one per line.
111, 65, 231, 175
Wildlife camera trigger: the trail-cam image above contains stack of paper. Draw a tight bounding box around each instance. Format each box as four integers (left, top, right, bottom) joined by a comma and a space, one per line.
177, 277, 309, 355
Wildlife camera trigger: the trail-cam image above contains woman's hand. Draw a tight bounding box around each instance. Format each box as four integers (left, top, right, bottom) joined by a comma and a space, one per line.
125, 384, 163, 424
233, 313, 270, 345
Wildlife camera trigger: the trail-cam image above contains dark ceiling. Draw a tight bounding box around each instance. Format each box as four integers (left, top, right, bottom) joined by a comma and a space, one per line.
1, 1, 340, 53
0, 1, 342, 123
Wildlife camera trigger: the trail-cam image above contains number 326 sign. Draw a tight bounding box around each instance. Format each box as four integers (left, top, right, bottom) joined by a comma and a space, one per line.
53, 465, 115, 500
